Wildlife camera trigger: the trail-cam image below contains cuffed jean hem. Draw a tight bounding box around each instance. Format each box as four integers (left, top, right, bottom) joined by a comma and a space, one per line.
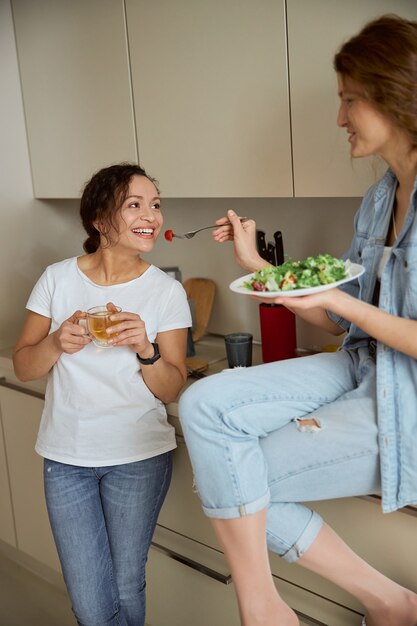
202, 490, 270, 519
278, 510, 324, 564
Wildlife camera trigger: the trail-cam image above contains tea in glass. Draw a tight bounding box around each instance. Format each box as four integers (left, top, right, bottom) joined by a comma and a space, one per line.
87, 306, 121, 347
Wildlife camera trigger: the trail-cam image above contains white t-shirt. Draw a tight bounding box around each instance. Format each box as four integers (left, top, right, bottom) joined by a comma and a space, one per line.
26, 257, 192, 467
377, 246, 392, 279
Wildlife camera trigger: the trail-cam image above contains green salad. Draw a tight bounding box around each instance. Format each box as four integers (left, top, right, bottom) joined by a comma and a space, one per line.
244, 254, 349, 292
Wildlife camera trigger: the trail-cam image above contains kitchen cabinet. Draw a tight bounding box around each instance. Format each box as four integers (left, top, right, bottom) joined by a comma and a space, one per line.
13, 0, 291, 199
125, 0, 292, 198
11, 0, 137, 199
287, 0, 417, 197
147, 524, 239, 626
0, 385, 61, 572
13, 0, 416, 199
0, 397, 16, 548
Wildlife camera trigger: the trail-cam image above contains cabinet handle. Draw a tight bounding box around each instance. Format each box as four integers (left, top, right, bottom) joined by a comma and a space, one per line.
0, 377, 45, 400
151, 540, 232, 585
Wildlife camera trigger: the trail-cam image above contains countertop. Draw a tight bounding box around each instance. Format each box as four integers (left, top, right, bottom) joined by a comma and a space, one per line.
0, 336, 263, 433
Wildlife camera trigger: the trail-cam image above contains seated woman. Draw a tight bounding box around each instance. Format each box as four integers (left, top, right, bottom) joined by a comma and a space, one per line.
179, 15, 417, 626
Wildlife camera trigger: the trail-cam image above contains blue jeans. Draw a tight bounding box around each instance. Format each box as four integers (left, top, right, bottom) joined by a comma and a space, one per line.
179, 348, 381, 563
44, 453, 172, 626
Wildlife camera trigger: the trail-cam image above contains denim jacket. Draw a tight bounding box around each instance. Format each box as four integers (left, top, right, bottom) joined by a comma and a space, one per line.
329, 168, 417, 513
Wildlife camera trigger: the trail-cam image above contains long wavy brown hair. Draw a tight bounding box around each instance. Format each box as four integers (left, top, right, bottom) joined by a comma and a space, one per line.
334, 14, 417, 148
80, 163, 159, 253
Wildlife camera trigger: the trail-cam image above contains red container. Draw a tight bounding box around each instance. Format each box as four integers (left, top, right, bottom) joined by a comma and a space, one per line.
259, 303, 297, 362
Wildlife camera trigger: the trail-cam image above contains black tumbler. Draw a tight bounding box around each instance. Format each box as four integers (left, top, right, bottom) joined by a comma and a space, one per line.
224, 333, 253, 368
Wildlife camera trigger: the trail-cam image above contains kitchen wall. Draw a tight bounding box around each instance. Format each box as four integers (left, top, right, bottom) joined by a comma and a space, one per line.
0, 0, 361, 353
0, 0, 85, 351
146, 197, 359, 349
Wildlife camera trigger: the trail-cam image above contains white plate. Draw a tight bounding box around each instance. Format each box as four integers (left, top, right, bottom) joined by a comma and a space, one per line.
229, 263, 365, 298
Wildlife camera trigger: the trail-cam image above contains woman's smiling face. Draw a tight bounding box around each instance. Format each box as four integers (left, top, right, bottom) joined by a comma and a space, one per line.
336, 74, 399, 161
112, 175, 163, 253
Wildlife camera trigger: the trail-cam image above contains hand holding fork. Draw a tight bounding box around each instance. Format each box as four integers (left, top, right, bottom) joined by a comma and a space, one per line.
165, 216, 249, 241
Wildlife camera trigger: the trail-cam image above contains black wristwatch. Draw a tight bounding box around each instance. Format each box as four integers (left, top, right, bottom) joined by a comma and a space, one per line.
136, 342, 161, 365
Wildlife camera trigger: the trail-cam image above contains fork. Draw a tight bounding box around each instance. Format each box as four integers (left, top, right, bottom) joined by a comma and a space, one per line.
167, 217, 248, 240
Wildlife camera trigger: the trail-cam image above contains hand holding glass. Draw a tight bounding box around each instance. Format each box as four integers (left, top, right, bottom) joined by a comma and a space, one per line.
87, 305, 122, 347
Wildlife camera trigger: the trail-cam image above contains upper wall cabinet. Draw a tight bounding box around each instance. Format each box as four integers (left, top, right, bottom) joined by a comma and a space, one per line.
125, 0, 292, 198
11, 0, 137, 199
12, 0, 291, 199
12, 0, 417, 199
287, 0, 417, 197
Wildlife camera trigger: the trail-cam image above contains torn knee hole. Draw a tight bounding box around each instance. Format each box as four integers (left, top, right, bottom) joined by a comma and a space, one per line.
294, 417, 322, 432
192, 476, 200, 495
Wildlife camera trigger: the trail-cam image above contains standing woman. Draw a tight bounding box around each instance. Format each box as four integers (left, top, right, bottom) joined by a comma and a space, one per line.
13, 163, 191, 626
180, 15, 417, 626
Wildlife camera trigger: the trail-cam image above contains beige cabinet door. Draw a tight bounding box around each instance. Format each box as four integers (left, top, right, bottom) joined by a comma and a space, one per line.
11, 0, 137, 198
288, 0, 417, 197
0, 406, 16, 547
0, 387, 60, 572
147, 529, 239, 626
126, 0, 292, 198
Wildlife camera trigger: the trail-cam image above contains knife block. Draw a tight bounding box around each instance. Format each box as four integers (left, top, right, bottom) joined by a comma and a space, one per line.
259, 303, 296, 362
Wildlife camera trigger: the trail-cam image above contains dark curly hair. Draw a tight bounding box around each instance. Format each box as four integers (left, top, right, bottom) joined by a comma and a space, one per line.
334, 14, 417, 148
80, 163, 159, 253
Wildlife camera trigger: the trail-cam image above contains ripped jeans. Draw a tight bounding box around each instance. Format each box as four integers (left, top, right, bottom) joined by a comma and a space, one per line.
179, 348, 381, 563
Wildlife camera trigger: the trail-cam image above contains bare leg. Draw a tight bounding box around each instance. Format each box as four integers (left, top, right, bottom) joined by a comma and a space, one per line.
211, 509, 299, 626
299, 523, 417, 626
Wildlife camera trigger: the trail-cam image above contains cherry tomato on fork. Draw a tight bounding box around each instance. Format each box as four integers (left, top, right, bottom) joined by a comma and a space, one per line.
164, 229, 174, 242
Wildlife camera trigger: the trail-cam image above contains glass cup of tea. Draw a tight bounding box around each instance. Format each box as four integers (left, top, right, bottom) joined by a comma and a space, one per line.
87, 305, 122, 348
